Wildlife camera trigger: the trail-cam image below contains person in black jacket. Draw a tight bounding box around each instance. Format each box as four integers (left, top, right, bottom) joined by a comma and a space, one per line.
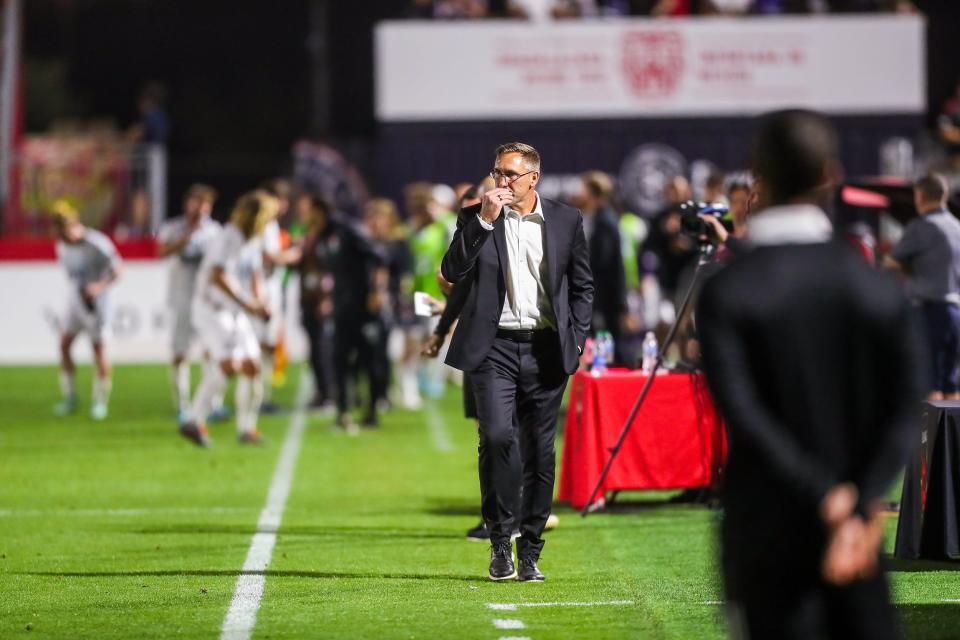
698, 110, 924, 639
441, 142, 593, 582
575, 171, 629, 364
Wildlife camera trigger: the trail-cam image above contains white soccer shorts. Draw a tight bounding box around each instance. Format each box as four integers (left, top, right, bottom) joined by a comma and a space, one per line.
194, 302, 261, 364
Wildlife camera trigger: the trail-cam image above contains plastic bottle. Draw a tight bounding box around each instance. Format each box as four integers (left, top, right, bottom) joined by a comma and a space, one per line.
591, 333, 607, 376
641, 331, 658, 375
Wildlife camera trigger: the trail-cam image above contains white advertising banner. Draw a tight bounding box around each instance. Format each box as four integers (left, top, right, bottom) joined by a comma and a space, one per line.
376, 15, 924, 121
0, 261, 306, 365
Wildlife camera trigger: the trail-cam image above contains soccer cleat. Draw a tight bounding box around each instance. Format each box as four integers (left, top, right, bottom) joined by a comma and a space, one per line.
517, 557, 545, 582
361, 411, 379, 428
90, 402, 108, 421
53, 397, 78, 417
179, 421, 212, 448
336, 412, 360, 437
489, 541, 517, 581
238, 430, 267, 446
259, 401, 283, 415
544, 513, 560, 531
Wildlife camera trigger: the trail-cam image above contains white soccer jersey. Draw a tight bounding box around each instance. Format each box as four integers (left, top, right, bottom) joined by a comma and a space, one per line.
157, 215, 221, 308
195, 223, 262, 312
56, 228, 121, 289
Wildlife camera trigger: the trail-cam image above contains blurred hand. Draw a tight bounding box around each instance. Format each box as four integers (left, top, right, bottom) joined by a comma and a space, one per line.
83, 281, 106, 302
621, 311, 641, 334
422, 294, 445, 316
820, 483, 857, 529
480, 188, 513, 225
421, 334, 444, 358
367, 290, 384, 314
436, 269, 453, 296
246, 299, 271, 320
820, 484, 884, 586
699, 214, 729, 243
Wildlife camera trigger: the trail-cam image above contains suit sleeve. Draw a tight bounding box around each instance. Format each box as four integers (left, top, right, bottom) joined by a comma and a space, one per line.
698, 278, 835, 510
567, 212, 594, 351
441, 205, 492, 284
435, 275, 473, 338
852, 295, 926, 514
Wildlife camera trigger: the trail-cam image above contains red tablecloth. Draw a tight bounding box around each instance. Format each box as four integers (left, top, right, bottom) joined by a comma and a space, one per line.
557, 369, 725, 509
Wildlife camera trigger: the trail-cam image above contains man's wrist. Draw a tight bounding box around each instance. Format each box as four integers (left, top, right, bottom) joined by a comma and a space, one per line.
476, 213, 495, 230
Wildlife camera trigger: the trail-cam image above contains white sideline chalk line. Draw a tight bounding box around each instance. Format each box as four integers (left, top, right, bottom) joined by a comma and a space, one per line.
493, 619, 527, 629
498, 637, 532, 640
219, 373, 311, 640
488, 600, 635, 611
943, 599, 960, 603
425, 400, 454, 452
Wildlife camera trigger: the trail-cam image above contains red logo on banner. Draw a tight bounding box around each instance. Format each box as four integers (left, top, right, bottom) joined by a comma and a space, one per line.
622, 31, 684, 97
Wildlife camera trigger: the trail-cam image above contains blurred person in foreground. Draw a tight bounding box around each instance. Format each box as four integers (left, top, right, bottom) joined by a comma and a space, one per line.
157, 184, 221, 421
50, 200, 123, 421
884, 173, 960, 401
698, 109, 924, 639
178, 190, 277, 447
441, 142, 593, 581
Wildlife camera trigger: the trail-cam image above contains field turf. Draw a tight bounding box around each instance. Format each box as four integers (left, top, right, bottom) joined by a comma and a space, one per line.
1, 363, 960, 639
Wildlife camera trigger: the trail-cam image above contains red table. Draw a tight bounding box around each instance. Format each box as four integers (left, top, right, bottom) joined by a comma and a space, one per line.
557, 369, 725, 509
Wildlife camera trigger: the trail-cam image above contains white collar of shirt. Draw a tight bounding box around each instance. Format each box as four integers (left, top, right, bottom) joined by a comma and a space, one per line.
504, 192, 543, 221
746, 204, 833, 246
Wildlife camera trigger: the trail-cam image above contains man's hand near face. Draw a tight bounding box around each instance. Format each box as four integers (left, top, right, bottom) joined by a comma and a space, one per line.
480, 188, 513, 225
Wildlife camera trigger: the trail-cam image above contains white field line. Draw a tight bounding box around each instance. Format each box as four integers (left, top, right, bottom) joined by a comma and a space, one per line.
493, 619, 527, 629
219, 374, 311, 640
497, 637, 532, 640
488, 600, 635, 611
943, 599, 960, 603
0, 507, 251, 518
424, 400, 454, 452
703, 600, 725, 605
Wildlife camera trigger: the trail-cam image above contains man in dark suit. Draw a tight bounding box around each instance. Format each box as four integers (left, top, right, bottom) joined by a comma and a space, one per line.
576, 171, 629, 364
698, 110, 924, 639
441, 142, 593, 581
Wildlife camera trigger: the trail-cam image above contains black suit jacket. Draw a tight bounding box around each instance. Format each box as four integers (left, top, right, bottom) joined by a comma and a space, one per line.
698, 241, 924, 546
588, 206, 627, 331
440, 198, 594, 374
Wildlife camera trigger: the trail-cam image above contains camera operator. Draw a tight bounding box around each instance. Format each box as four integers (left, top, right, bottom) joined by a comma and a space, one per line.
694, 180, 754, 259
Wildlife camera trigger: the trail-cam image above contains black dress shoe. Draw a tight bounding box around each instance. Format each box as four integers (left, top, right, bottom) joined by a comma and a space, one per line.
517, 557, 544, 582
489, 541, 516, 581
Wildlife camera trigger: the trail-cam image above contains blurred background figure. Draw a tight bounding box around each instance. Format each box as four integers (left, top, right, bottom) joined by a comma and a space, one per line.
574, 170, 628, 364
296, 193, 338, 413
699, 109, 924, 640
156, 183, 220, 422
884, 173, 960, 401
179, 190, 276, 447
258, 178, 301, 414
364, 197, 413, 415
50, 200, 123, 421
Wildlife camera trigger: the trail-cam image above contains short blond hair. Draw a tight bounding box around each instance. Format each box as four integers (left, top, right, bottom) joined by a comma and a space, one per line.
49, 199, 79, 224
495, 142, 541, 172
231, 189, 279, 239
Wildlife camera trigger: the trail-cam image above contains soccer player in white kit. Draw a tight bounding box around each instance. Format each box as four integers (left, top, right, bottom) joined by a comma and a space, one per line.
50, 201, 123, 420
178, 190, 276, 447
156, 184, 220, 421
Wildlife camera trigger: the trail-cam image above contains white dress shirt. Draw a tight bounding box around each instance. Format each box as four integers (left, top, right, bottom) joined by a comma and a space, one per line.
478, 193, 556, 330
746, 204, 833, 246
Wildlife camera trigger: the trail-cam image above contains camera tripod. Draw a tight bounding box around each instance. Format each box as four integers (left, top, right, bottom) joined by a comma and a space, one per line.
580, 240, 718, 517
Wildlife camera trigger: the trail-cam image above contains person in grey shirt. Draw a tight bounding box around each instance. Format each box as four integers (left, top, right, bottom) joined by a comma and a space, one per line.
886, 173, 960, 399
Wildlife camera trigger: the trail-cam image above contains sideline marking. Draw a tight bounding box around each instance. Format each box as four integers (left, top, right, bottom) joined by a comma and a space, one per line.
424, 400, 454, 452
493, 619, 527, 629
219, 374, 311, 640
497, 637, 531, 640
487, 600, 635, 611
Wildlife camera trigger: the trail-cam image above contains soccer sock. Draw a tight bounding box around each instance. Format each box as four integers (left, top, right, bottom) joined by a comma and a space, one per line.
261, 351, 275, 403
205, 359, 225, 412
247, 372, 263, 433
190, 364, 227, 425
170, 362, 190, 411
92, 375, 112, 406
235, 376, 251, 435
59, 370, 76, 400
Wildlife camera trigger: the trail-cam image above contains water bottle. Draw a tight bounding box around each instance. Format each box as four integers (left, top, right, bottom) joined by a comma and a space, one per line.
641, 331, 658, 375
591, 333, 607, 376
602, 331, 615, 367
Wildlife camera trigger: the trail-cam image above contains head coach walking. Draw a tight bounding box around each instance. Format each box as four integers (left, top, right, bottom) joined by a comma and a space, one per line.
440, 142, 593, 581
698, 111, 924, 639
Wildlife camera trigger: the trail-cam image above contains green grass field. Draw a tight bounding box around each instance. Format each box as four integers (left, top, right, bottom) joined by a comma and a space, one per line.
2, 363, 960, 639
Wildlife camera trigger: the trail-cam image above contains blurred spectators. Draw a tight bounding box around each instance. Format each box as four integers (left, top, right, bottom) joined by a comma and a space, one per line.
126, 82, 169, 145
406, 0, 914, 16
937, 80, 960, 194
